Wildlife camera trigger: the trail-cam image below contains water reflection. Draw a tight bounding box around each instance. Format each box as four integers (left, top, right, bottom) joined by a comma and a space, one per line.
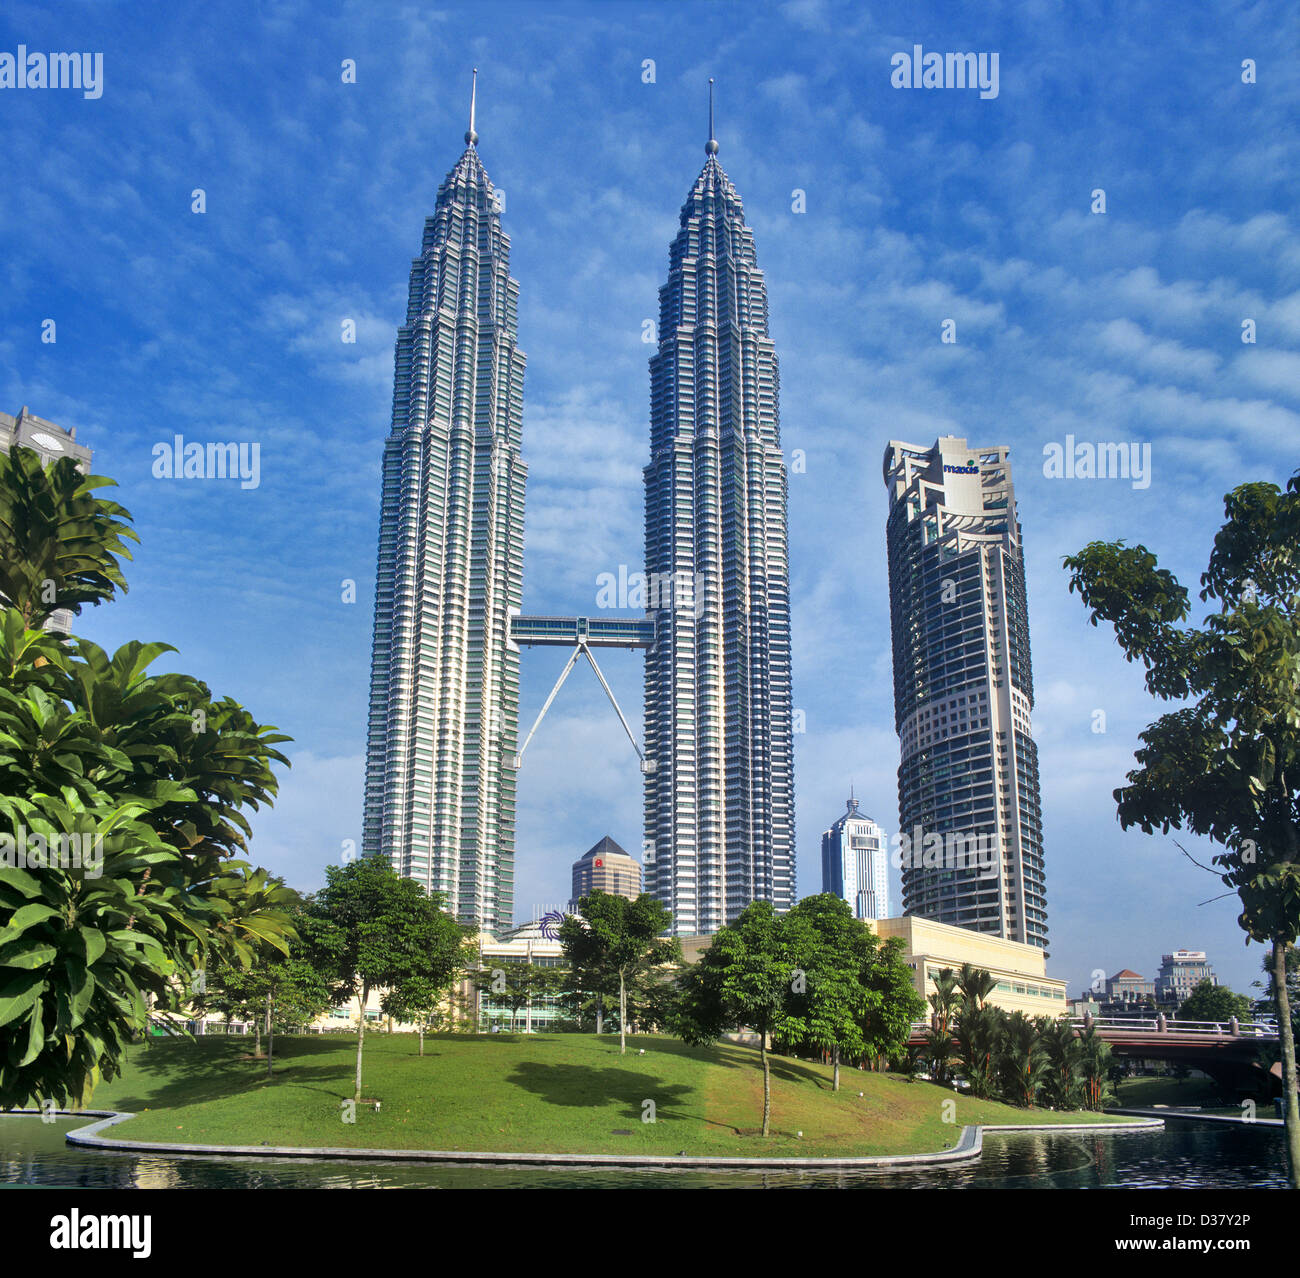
0, 1117, 1288, 1189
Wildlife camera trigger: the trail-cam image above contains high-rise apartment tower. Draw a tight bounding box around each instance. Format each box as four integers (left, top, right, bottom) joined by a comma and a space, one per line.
882, 436, 1047, 949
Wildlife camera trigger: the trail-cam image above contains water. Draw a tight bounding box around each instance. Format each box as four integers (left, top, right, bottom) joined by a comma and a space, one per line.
0, 1115, 1288, 1188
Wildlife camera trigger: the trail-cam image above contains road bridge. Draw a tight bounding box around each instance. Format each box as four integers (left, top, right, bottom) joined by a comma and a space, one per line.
907, 1017, 1288, 1096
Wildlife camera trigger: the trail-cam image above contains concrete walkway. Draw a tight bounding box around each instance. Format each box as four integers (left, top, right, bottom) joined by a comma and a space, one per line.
6, 1108, 1163, 1173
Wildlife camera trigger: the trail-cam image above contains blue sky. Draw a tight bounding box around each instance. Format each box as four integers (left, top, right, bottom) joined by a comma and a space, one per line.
2, 0, 1297, 1001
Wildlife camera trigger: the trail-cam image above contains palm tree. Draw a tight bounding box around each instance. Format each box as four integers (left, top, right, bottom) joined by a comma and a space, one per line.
0, 447, 137, 628
924, 1023, 954, 1085
1078, 1021, 1114, 1111
955, 1002, 1005, 1098
1039, 1018, 1086, 1110
956, 962, 997, 1011
925, 968, 961, 1085
929, 967, 960, 1034
998, 1012, 1047, 1107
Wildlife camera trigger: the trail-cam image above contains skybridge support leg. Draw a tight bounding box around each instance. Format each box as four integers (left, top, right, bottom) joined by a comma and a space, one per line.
513, 645, 582, 770
580, 645, 654, 772
512, 641, 656, 774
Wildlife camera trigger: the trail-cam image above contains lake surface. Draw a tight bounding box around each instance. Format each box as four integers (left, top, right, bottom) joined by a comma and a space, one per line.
0, 1115, 1288, 1188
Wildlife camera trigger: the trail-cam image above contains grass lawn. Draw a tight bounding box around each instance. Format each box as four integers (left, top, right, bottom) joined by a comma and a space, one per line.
84, 1033, 1133, 1160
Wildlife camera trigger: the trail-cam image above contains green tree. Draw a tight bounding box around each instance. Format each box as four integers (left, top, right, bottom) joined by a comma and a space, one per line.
382, 974, 450, 1056
955, 962, 997, 1010
1039, 1018, 1086, 1110
1065, 468, 1300, 1184
781, 895, 868, 1090
856, 935, 926, 1068
474, 961, 561, 1033
303, 858, 471, 1101
954, 1002, 1005, 1100
555, 971, 615, 1033
780, 896, 921, 1090
559, 892, 679, 1056
998, 1012, 1046, 1108
624, 963, 681, 1034
0, 589, 293, 1106
1254, 945, 1300, 1085
1177, 979, 1253, 1024
0, 446, 137, 628
196, 887, 332, 1077
673, 900, 801, 1137
1078, 1021, 1114, 1111
924, 968, 960, 1084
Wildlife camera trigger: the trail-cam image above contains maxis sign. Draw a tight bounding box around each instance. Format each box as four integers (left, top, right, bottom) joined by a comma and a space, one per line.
943, 463, 979, 475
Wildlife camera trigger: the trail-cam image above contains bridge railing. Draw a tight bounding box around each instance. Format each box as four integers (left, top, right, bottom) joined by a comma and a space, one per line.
1070, 1016, 1277, 1039
906, 1016, 1278, 1040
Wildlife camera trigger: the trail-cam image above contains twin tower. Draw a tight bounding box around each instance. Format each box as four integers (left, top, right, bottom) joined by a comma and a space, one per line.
361, 77, 795, 937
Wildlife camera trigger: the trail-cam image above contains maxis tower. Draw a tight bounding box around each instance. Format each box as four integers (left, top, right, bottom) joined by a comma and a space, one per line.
882, 436, 1048, 950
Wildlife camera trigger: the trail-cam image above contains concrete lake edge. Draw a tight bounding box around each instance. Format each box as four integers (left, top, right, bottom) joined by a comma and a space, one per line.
4, 1108, 1165, 1173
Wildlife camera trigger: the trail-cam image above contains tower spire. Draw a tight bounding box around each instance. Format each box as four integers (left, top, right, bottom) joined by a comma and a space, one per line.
465, 67, 479, 148
706, 78, 718, 156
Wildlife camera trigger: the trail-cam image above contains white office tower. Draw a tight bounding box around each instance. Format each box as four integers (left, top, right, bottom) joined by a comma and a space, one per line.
821, 795, 890, 920
882, 436, 1048, 950
642, 95, 795, 935
362, 78, 527, 932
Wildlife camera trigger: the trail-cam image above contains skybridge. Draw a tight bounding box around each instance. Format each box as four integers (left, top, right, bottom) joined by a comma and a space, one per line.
509, 614, 656, 650
509, 614, 657, 774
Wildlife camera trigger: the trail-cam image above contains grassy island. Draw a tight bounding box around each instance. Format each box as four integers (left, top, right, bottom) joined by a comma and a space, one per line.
84, 1033, 1133, 1160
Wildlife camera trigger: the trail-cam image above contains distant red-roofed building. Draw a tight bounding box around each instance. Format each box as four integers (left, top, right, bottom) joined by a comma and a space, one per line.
1106, 969, 1155, 1001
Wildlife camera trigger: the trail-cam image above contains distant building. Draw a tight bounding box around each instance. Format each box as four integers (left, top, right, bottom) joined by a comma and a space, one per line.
1105, 969, 1155, 1002
0, 405, 92, 470
1157, 950, 1216, 1005
571, 836, 642, 906
474, 918, 567, 1033
680, 914, 1067, 1019
821, 794, 890, 920
1, 406, 93, 635
869, 915, 1067, 1019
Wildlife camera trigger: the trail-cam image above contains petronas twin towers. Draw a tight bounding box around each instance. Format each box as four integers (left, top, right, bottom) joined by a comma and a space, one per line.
362, 76, 794, 935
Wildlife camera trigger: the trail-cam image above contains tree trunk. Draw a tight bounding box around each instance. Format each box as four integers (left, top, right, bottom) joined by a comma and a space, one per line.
253, 1013, 262, 1057
1273, 939, 1299, 1190
354, 982, 369, 1103
619, 971, 627, 1056
761, 1028, 772, 1137
833, 1042, 840, 1092
596, 1001, 603, 1036
418, 1025, 425, 1057
265, 993, 274, 1080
